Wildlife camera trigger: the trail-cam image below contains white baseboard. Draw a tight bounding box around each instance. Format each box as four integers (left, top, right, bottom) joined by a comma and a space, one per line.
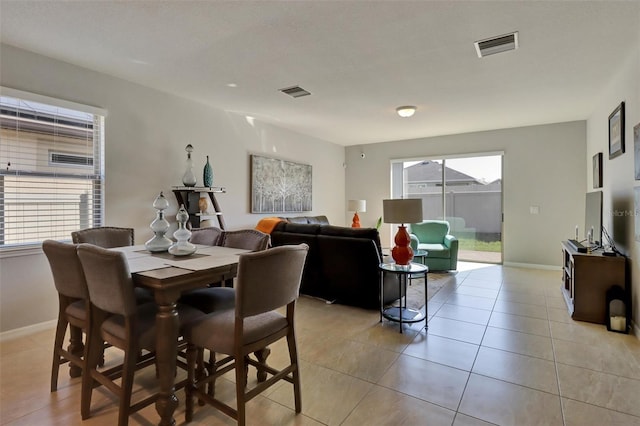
0, 319, 56, 343
502, 261, 561, 271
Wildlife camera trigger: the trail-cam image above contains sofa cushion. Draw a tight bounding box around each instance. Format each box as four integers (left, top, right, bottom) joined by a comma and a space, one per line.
274, 222, 322, 235
281, 215, 329, 225
306, 215, 329, 225
319, 226, 382, 255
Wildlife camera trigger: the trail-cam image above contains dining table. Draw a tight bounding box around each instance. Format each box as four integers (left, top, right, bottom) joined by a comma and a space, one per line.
112, 244, 250, 426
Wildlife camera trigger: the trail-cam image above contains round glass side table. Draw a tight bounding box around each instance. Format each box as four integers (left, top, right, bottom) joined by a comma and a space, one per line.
379, 262, 428, 333
413, 249, 428, 264
409, 249, 428, 284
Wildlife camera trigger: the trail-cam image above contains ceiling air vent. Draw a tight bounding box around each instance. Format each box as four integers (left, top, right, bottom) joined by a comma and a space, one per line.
474, 31, 519, 58
279, 85, 311, 98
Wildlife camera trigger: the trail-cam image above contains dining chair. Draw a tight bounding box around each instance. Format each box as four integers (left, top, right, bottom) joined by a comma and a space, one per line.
72, 227, 153, 304
220, 229, 270, 251
179, 229, 270, 314
42, 240, 90, 391
184, 243, 309, 425
189, 227, 224, 246
180, 228, 272, 386
77, 243, 205, 426
71, 226, 135, 248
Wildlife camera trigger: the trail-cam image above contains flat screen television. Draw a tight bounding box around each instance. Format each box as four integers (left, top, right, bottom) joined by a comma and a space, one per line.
585, 190, 603, 247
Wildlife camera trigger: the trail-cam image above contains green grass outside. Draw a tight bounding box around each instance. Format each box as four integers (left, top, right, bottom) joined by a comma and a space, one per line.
458, 239, 502, 252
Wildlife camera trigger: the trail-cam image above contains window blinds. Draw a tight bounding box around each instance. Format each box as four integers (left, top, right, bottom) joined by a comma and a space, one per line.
0, 90, 105, 248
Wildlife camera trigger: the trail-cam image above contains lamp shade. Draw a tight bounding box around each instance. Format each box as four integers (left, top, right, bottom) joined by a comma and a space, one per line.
347, 199, 366, 212
383, 199, 423, 224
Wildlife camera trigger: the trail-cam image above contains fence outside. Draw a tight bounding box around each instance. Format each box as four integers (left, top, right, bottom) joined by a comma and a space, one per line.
414, 191, 502, 242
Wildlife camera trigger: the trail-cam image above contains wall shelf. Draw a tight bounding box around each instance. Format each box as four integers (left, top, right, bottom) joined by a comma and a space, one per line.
172, 186, 226, 229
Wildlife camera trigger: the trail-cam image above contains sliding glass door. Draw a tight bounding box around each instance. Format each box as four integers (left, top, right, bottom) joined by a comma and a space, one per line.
393, 153, 503, 264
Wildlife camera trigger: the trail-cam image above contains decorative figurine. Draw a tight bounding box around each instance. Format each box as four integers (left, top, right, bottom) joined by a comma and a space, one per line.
203, 155, 213, 187
144, 192, 173, 252
168, 204, 197, 256
182, 144, 197, 187
198, 195, 208, 214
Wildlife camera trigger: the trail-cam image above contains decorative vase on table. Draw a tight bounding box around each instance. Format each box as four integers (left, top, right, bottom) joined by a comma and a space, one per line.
168, 204, 197, 256
203, 155, 213, 188
144, 192, 173, 252
182, 144, 197, 187
198, 195, 208, 214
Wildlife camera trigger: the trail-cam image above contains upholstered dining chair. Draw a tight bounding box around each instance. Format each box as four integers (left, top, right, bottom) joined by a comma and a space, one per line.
180, 228, 272, 387
189, 227, 224, 246
71, 226, 134, 248
77, 243, 204, 426
184, 244, 309, 426
72, 227, 153, 304
42, 240, 89, 391
220, 229, 270, 251
179, 228, 270, 314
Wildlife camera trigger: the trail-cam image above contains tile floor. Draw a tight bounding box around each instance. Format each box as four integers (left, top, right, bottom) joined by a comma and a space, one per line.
2, 262, 640, 425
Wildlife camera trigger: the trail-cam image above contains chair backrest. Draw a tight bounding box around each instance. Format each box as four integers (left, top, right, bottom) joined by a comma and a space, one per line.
190, 227, 223, 246
42, 240, 88, 300
77, 244, 137, 316
410, 220, 450, 244
235, 244, 308, 318
222, 229, 270, 251
71, 227, 134, 248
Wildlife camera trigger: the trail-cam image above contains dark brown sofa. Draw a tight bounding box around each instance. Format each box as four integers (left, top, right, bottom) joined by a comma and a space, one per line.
279, 215, 330, 225
270, 221, 399, 309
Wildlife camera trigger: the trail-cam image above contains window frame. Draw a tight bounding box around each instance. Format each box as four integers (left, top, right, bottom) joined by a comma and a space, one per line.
0, 87, 107, 257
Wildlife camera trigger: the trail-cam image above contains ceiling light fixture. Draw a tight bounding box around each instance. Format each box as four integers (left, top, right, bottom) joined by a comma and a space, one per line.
396, 106, 416, 118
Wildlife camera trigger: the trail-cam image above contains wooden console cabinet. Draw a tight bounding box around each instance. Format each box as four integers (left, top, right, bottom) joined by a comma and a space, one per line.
561, 241, 626, 324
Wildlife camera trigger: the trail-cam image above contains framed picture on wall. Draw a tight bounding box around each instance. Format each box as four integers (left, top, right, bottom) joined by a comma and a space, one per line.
608, 101, 625, 159
593, 153, 603, 188
634, 122, 640, 180
250, 154, 312, 213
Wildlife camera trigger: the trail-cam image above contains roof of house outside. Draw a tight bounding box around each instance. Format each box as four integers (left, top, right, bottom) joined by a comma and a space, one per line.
406, 161, 478, 184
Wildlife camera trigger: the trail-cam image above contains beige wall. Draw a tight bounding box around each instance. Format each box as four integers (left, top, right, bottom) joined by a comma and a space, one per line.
585, 40, 640, 334
0, 44, 345, 333
346, 122, 586, 268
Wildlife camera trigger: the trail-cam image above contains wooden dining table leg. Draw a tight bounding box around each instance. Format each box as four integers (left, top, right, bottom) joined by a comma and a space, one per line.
154, 299, 180, 426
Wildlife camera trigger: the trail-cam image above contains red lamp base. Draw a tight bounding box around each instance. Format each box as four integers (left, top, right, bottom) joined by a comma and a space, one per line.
391, 225, 414, 265
351, 212, 361, 228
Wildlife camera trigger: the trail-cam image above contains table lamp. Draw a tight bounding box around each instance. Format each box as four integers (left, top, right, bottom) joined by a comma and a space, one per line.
383, 198, 423, 265
348, 199, 366, 228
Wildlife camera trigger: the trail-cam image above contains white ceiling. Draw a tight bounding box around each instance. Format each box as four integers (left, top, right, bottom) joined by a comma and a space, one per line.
1, 1, 639, 146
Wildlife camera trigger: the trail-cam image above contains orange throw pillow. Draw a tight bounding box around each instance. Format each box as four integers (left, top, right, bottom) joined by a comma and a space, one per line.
256, 217, 283, 234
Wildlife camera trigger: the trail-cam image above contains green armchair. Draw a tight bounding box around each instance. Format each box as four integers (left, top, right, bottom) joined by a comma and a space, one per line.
409, 220, 458, 271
